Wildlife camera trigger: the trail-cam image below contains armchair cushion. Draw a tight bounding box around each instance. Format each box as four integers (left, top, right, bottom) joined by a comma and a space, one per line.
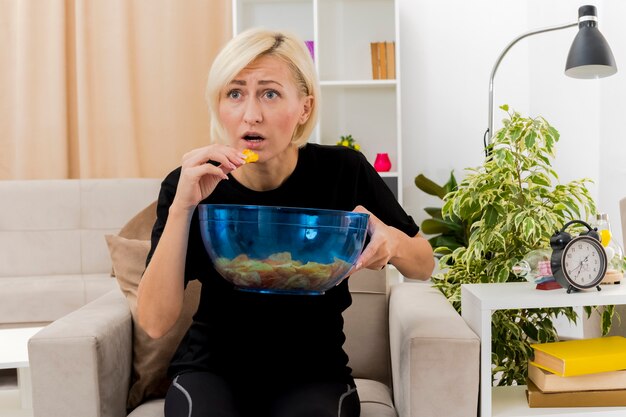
105, 234, 201, 410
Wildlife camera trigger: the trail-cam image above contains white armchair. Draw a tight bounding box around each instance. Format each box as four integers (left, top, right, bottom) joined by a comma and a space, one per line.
29, 274, 479, 417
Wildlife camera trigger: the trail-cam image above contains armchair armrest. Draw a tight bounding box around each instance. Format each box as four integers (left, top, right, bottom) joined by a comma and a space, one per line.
28, 288, 132, 417
389, 282, 479, 417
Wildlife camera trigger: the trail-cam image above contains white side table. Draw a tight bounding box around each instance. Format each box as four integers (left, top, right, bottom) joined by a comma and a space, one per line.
0, 326, 44, 410
461, 282, 626, 417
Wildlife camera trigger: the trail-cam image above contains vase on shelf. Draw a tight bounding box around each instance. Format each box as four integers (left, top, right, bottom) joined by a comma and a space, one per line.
374, 153, 391, 172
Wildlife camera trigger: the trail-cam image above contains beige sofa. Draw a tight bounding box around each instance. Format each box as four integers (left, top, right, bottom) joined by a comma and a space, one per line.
9, 178, 480, 417
0, 179, 161, 328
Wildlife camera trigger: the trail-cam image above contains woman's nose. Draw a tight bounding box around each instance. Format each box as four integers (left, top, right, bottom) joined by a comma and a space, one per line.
243, 98, 263, 125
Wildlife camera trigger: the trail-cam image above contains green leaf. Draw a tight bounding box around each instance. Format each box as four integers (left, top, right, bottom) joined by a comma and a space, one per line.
444, 171, 458, 193
433, 236, 465, 251
421, 219, 449, 235
421, 218, 462, 235
524, 130, 537, 149
602, 307, 615, 336
562, 199, 581, 218
484, 205, 499, 227
472, 241, 484, 259
527, 173, 551, 187
522, 217, 536, 239
414, 174, 446, 199
433, 246, 452, 255
424, 207, 443, 219
521, 322, 539, 341
548, 126, 560, 142
496, 267, 509, 283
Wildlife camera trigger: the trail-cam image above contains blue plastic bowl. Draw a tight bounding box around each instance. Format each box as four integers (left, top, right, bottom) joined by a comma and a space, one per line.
199, 204, 369, 295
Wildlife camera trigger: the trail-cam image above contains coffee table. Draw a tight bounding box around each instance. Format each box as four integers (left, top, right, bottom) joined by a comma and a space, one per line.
0, 326, 44, 410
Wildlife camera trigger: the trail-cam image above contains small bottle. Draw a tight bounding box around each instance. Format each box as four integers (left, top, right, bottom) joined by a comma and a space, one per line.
594, 213, 624, 284
512, 248, 554, 284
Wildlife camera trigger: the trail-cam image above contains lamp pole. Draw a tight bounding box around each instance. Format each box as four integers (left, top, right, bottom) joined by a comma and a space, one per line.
486, 21, 577, 149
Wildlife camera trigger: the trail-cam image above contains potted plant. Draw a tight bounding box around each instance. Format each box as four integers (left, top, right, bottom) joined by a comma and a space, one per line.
414, 171, 470, 256
337, 134, 361, 151
420, 106, 615, 385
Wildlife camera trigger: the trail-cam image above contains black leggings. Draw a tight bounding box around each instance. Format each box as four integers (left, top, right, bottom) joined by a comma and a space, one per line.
164, 371, 361, 417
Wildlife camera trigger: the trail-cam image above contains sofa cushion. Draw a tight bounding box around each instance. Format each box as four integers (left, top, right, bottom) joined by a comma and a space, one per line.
80, 179, 161, 230
127, 399, 164, 417
0, 180, 80, 231
0, 274, 116, 325
0, 178, 162, 327
105, 234, 201, 410
356, 378, 397, 417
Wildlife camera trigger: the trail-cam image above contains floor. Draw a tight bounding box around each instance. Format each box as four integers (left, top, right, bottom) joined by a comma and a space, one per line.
0, 369, 32, 417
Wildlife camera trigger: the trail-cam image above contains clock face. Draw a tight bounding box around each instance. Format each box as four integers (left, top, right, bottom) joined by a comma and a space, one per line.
561, 236, 607, 289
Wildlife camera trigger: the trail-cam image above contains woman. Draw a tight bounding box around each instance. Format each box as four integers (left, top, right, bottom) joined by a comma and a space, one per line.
137, 28, 434, 417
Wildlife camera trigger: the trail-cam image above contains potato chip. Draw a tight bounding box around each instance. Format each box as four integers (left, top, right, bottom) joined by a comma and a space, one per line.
243, 149, 259, 163
215, 251, 352, 290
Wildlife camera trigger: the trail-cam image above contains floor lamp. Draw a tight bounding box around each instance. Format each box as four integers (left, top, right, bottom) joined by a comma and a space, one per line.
485, 4, 617, 154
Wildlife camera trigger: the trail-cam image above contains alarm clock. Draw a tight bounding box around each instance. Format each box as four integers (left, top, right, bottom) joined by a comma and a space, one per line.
550, 220, 607, 293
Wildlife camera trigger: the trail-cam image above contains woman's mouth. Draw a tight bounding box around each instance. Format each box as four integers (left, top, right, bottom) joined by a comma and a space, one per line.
243, 133, 265, 142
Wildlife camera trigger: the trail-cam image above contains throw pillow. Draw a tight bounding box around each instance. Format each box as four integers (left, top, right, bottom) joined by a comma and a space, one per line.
110, 200, 157, 276
105, 234, 201, 410
118, 200, 158, 241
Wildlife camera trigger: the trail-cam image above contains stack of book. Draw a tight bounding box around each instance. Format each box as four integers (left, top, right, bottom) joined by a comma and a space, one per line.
527, 336, 626, 407
370, 41, 395, 80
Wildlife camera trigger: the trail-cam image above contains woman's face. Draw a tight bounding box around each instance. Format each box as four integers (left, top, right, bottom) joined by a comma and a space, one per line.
218, 55, 312, 162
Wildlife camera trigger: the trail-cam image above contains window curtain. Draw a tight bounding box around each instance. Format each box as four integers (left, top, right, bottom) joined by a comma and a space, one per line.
0, 0, 231, 179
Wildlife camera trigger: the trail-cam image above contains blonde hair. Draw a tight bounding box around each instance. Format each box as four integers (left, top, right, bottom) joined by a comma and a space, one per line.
206, 28, 320, 147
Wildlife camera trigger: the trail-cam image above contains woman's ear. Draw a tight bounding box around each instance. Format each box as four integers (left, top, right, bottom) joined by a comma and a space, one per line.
299, 95, 313, 124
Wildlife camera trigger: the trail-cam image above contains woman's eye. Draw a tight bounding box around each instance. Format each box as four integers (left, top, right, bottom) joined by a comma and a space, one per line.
227, 90, 242, 100
264, 90, 279, 100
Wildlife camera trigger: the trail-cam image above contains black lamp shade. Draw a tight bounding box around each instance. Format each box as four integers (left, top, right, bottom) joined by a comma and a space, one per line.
565, 5, 617, 79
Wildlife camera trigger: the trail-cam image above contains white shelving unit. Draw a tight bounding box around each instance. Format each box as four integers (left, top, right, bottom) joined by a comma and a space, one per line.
461, 282, 626, 417
232, 0, 403, 202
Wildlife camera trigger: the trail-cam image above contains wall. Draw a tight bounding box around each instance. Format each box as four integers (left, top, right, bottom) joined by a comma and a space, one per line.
399, 0, 625, 247
599, 0, 626, 246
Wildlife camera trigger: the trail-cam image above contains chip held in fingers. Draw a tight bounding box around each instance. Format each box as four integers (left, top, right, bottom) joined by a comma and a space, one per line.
243, 149, 259, 163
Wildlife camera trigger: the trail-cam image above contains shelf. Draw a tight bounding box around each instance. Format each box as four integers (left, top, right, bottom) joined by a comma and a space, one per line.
493, 386, 626, 417
319, 87, 397, 166
317, 0, 395, 81
377, 171, 398, 177
234, 0, 401, 202
462, 282, 626, 311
